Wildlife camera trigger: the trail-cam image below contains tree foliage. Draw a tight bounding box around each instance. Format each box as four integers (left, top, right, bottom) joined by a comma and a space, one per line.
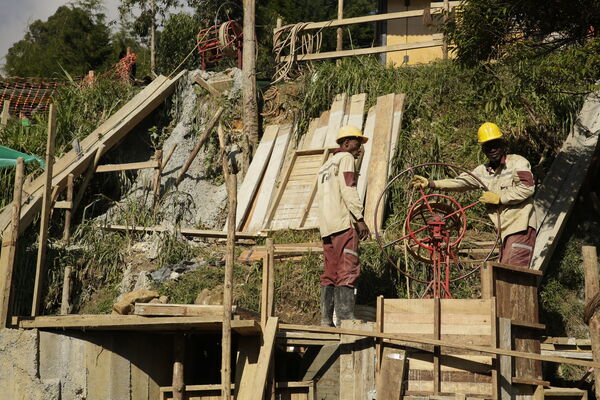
156, 13, 202, 74
445, 0, 600, 65
4, 5, 113, 77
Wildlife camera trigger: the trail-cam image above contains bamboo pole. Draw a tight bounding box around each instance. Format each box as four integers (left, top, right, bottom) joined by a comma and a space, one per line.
175, 107, 224, 187
152, 149, 163, 208
582, 245, 600, 394
60, 266, 72, 315
218, 122, 237, 400
62, 174, 74, 243
172, 334, 185, 400
242, 0, 259, 155
0, 157, 24, 326
31, 105, 58, 316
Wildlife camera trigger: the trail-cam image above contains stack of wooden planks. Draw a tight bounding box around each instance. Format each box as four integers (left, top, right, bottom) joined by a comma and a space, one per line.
232, 92, 405, 233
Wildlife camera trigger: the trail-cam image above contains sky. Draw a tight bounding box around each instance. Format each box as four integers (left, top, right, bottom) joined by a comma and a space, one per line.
0, 0, 121, 73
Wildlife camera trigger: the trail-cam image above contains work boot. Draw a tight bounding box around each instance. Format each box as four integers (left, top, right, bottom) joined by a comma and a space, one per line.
334, 286, 356, 325
320, 286, 335, 327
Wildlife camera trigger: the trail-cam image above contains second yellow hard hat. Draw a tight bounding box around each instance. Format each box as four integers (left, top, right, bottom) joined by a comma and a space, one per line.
336, 125, 369, 144
477, 122, 503, 143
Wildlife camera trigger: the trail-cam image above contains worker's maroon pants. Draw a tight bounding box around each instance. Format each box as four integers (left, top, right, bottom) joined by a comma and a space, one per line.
500, 227, 536, 267
321, 228, 360, 287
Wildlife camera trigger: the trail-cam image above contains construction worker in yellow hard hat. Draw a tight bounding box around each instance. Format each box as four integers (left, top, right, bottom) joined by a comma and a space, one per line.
316, 125, 369, 327
409, 122, 538, 267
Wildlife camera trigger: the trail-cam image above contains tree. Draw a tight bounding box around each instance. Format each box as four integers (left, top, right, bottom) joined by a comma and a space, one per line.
156, 13, 202, 74
445, 0, 600, 65
4, 5, 113, 77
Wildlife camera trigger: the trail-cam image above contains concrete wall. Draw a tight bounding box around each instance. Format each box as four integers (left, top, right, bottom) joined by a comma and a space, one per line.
0, 328, 174, 400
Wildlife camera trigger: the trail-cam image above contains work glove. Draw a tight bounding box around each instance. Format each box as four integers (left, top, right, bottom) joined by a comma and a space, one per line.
479, 191, 501, 205
409, 175, 429, 189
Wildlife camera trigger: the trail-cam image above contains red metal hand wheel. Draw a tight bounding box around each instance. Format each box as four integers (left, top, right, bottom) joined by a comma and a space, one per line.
374, 162, 501, 299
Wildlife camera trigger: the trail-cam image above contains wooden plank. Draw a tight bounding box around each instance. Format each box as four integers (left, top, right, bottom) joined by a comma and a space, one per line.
298, 148, 331, 228
376, 344, 407, 400
102, 224, 265, 239
280, 324, 600, 368
389, 94, 406, 173
364, 94, 395, 233
62, 173, 74, 242
488, 262, 543, 277
95, 160, 158, 172
60, 266, 72, 315
53, 200, 72, 209
340, 320, 376, 400
0, 157, 24, 327
31, 104, 57, 316
18, 314, 260, 333
233, 125, 279, 230
235, 336, 261, 400
274, 4, 459, 33
300, 118, 319, 150
0, 72, 185, 239
309, 110, 331, 149
194, 74, 221, 97
302, 344, 339, 381
237, 317, 279, 400
532, 90, 600, 271
498, 318, 512, 400
582, 245, 600, 395
247, 124, 292, 232
357, 106, 376, 203
344, 93, 367, 130
324, 94, 348, 148
278, 40, 443, 62
133, 303, 236, 317
434, 298, 441, 394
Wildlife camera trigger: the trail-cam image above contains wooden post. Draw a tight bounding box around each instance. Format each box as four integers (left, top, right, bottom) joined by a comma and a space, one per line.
582, 245, 600, 395
152, 149, 163, 208
219, 122, 237, 400
62, 174, 74, 243
1, 100, 10, 126
336, 0, 344, 52
267, 238, 275, 317
173, 334, 185, 400
242, 0, 259, 156
162, 144, 178, 171
150, 0, 156, 74
261, 253, 269, 328
175, 107, 224, 187
60, 266, 72, 315
0, 157, 24, 327
31, 105, 57, 316
498, 317, 513, 400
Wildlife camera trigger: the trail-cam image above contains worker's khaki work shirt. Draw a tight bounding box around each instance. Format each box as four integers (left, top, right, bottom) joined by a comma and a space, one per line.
432, 154, 537, 240
317, 150, 364, 238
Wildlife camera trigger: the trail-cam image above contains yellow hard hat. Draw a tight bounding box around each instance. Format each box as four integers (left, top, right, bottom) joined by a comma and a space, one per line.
336, 125, 368, 144
477, 122, 503, 143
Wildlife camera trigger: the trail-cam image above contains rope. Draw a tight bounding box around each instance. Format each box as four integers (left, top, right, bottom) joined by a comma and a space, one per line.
584, 291, 600, 324
272, 22, 326, 84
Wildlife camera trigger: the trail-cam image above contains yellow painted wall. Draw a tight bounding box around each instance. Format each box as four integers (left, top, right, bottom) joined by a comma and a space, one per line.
387, 0, 444, 66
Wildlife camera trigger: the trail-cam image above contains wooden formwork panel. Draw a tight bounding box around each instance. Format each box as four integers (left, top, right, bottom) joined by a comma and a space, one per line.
377, 298, 497, 398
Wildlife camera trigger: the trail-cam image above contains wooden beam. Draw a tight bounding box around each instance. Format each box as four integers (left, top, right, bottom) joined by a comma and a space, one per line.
31, 104, 58, 316
0, 157, 24, 327
498, 317, 512, 400
152, 149, 163, 208
278, 40, 443, 62
511, 320, 546, 330
238, 317, 279, 400
72, 144, 105, 216
95, 160, 158, 173
260, 252, 269, 328
193, 74, 220, 97
176, 106, 224, 187
17, 314, 260, 333
336, 0, 344, 51
279, 324, 600, 369
102, 224, 265, 239
60, 266, 72, 315
162, 144, 178, 170
376, 345, 407, 400
266, 238, 275, 319
53, 201, 73, 209
134, 303, 237, 317
274, 5, 459, 34
582, 245, 600, 396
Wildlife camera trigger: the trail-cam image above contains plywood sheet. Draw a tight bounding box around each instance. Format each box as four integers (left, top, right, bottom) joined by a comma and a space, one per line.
246, 125, 292, 232
324, 94, 348, 148
357, 106, 376, 203
344, 93, 367, 130
308, 111, 331, 149
364, 94, 395, 232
